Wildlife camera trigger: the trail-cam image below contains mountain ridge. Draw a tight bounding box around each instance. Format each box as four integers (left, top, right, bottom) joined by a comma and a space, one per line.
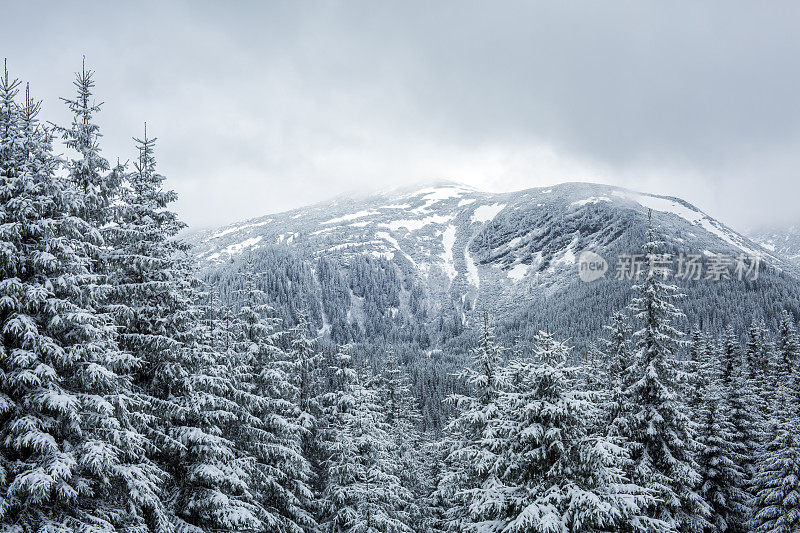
188, 180, 800, 352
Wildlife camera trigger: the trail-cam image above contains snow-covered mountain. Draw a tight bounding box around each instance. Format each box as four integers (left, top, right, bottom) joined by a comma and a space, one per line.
749, 225, 800, 268
188, 181, 800, 349
192, 180, 787, 281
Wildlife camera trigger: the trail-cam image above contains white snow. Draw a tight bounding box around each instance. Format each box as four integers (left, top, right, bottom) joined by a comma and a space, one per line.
542, 189, 553, 194
311, 227, 336, 235
571, 196, 611, 207
554, 235, 579, 266
381, 203, 412, 209
325, 240, 383, 252
410, 186, 470, 213
507, 263, 530, 281
376, 231, 417, 266
206, 236, 264, 260
472, 203, 506, 223
321, 210, 379, 225
464, 245, 480, 289
457, 198, 477, 207
630, 193, 759, 255
415, 186, 469, 202
221, 236, 263, 255
440, 225, 458, 281
380, 215, 450, 232
203, 220, 272, 242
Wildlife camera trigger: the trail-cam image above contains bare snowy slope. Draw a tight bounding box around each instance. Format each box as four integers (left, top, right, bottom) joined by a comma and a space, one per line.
188, 181, 799, 348
750, 225, 800, 268
192, 180, 784, 280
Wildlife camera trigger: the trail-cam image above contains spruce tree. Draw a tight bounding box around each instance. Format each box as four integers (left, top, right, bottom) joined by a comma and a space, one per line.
751, 314, 800, 532
373, 350, 431, 529
745, 319, 775, 424
775, 310, 799, 384
230, 263, 315, 532
0, 67, 166, 531
56, 58, 114, 230
620, 216, 709, 532
288, 311, 325, 504
602, 310, 632, 435
717, 326, 756, 530
318, 346, 413, 533
466, 330, 666, 532
435, 313, 505, 531
696, 334, 749, 533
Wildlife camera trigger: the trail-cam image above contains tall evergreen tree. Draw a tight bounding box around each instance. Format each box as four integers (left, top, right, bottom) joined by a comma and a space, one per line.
717, 327, 756, 530
619, 216, 709, 532
435, 313, 505, 531
751, 314, 800, 532
56, 58, 114, 230
288, 311, 325, 505
696, 334, 749, 533
318, 346, 413, 533
102, 125, 260, 531
775, 310, 799, 384
372, 350, 432, 529
229, 262, 315, 532
602, 310, 632, 435
0, 67, 166, 531
466, 330, 666, 532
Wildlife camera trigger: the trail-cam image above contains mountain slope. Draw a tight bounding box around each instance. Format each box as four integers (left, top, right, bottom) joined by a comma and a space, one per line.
750, 225, 800, 268
189, 181, 800, 352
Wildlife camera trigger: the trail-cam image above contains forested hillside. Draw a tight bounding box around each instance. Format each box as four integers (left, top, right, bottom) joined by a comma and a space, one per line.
2, 61, 800, 532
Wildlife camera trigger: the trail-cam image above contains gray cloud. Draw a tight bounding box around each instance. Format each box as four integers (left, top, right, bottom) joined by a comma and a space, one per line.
3, 0, 799, 231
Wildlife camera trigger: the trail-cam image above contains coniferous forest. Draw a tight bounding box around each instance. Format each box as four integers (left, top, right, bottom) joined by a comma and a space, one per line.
2, 61, 800, 533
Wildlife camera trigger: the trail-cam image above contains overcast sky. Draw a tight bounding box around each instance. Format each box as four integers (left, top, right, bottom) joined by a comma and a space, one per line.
4, 1, 800, 232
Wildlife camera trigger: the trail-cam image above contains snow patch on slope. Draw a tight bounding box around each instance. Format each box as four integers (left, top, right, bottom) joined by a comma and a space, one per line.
631, 194, 759, 255
322, 210, 379, 225
472, 203, 506, 223
205, 236, 264, 261
380, 215, 451, 232
440, 225, 458, 281
507, 263, 530, 281
204, 220, 272, 242
571, 196, 611, 207
376, 231, 416, 266
465, 246, 480, 288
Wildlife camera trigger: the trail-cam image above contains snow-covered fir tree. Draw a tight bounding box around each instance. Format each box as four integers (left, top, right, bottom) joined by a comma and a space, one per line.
751, 312, 800, 532
619, 216, 710, 532
435, 313, 505, 532
601, 310, 633, 434
56, 58, 115, 231
774, 309, 799, 385
228, 261, 315, 532
371, 350, 433, 529
465, 329, 666, 532
102, 124, 260, 531
318, 345, 413, 533
288, 311, 326, 505
0, 65, 167, 531
716, 326, 757, 530
745, 319, 775, 424
696, 332, 749, 533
